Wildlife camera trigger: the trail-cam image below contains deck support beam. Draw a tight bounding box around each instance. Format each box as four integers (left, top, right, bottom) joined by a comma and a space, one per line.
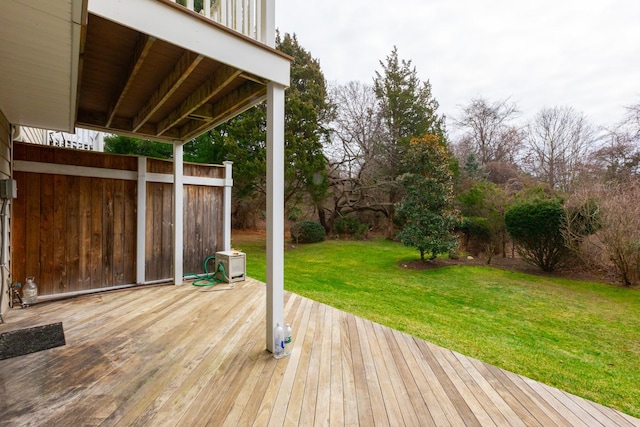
222, 161, 233, 251
136, 156, 147, 284
173, 142, 184, 285
266, 82, 285, 352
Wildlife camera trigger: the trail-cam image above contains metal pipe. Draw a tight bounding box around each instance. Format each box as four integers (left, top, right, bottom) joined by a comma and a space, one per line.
35, 279, 174, 302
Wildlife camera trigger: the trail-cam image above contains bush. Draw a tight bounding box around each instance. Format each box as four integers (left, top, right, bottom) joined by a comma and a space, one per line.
458, 216, 492, 256
334, 216, 368, 239
505, 199, 567, 272
290, 221, 326, 244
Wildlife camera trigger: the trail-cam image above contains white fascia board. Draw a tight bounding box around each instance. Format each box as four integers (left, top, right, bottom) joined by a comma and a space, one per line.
88, 0, 290, 87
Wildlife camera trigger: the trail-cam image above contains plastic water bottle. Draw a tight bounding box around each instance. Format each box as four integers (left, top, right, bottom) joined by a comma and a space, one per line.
274, 323, 285, 359
284, 324, 292, 357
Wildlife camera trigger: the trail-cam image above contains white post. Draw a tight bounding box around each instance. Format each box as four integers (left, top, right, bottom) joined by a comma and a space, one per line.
266, 82, 285, 352
174, 143, 184, 285
261, 0, 275, 47
222, 161, 233, 251
204, 0, 211, 18
137, 156, 147, 284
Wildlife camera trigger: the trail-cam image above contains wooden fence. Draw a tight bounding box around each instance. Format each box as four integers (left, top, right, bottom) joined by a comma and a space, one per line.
12, 142, 229, 297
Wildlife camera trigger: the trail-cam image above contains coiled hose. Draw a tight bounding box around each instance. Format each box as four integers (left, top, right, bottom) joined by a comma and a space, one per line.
187, 255, 231, 288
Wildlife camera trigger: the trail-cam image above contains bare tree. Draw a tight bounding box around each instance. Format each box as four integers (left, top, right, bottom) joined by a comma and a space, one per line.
326, 81, 382, 179
453, 97, 523, 166
565, 181, 640, 286
522, 106, 595, 192
584, 100, 640, 183
320, 81, 388, 231
591, 130, 640, 182
624, 101, 640, 139
322, 49, 447, 238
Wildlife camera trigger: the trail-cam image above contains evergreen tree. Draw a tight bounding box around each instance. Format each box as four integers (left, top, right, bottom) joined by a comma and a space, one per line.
187, 33, 332, 217
371, 47, 447, 237
396, 135, 458, 261
104, 135, 172, 159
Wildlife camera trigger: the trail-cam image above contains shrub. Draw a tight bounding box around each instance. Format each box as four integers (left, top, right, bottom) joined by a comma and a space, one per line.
290, 221, 326, 244
505, 199, 568, 272
458, 216, 492, 256
334, 216, 368, 239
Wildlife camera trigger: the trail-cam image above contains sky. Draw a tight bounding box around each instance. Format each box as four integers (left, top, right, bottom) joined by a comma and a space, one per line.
275, 0, 640, 133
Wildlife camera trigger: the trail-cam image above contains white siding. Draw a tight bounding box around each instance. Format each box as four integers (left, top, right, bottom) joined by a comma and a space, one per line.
15, 126, 105, 152
0, 109, 11, 321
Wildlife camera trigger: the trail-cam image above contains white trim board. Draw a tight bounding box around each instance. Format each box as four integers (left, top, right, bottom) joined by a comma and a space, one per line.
13, 160, 231, 187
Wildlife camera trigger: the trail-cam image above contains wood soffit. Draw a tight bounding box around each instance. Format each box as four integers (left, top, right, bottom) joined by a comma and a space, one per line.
76, 13, 270, 143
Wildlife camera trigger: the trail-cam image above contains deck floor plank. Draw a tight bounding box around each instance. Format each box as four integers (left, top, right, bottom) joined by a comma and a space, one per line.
280, 298, 317, 427
340, 312, 360, 427
313, 304, 333, 427
298, 303, 325, 426
329, 307, 345, 426
466, 356, 546, 427
346, 311, 375, 426
355, 315, 390, 427
414, 338, 483, 427
385, 328, 436, 427
1, 279, 638, 427
372, 322, 421, 426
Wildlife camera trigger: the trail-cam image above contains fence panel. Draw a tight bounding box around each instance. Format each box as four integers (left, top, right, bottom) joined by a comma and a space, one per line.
12, 143, 227, 297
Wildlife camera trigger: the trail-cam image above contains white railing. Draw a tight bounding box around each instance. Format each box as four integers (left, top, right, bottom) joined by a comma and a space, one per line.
175, 0, 272, 45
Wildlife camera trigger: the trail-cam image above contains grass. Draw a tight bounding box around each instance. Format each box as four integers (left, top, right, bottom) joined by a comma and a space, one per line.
231, 234, 640, 418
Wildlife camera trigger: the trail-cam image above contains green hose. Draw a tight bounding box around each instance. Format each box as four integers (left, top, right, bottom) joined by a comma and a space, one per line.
186, 255, 229, 287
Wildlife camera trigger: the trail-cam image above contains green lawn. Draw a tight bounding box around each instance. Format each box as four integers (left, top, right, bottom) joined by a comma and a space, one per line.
231, 235, 640, 418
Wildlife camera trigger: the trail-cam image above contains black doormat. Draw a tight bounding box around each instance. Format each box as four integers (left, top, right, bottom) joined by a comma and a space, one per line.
0, 322, 66, 360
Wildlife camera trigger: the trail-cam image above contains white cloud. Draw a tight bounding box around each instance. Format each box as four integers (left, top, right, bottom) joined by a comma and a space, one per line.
276, 0, 640, 129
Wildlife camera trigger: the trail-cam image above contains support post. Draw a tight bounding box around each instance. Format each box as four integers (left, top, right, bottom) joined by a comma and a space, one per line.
266, 82, 285, 352
173, 143, 184, 285
136, 156, 147, 284
222, 161, 233, 251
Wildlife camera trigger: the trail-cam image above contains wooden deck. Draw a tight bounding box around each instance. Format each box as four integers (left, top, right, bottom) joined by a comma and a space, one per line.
1, 279, 638, 426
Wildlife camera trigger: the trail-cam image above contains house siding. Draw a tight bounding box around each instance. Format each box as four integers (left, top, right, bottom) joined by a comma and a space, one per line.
0, 109, 11, 320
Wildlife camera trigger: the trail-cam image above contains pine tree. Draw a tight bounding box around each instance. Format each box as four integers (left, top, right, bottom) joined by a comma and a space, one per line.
372, 47, 447, 238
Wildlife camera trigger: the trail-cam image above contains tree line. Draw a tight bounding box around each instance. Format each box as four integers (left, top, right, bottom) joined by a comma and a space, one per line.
105, 34, 640, 285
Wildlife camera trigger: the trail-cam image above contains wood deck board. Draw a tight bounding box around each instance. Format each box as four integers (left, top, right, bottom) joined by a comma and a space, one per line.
1, 279, 638, 427
298, 303, 324, 426
280, 298, 314, 427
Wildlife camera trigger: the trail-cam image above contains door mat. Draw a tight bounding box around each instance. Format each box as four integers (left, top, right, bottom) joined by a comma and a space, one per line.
0, 322, 66, 360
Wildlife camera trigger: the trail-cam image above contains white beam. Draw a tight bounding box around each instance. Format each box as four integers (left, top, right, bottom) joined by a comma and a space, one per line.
136, 157, 147, 284
266, 82, 285, 352
89, 0, 290, 86
174, 143, 184, 285
223, 161, 233, 251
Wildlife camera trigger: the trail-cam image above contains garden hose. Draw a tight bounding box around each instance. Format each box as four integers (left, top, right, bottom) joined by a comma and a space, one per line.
186, 255, 232, 288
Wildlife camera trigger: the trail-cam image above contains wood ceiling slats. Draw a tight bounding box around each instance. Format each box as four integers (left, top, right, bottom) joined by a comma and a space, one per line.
180, 82, 266, 140
105, 35, 156, 127
156, 67, 242, 136
77, 14, 267, 142
132, 51, 204, 132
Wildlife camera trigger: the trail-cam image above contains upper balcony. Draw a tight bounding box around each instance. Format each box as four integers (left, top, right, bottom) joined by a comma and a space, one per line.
0, 0, 290, 143
173, 0, 272, 45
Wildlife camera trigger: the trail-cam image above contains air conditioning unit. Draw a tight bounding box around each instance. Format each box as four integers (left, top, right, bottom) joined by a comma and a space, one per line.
215, 251, 246, 283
